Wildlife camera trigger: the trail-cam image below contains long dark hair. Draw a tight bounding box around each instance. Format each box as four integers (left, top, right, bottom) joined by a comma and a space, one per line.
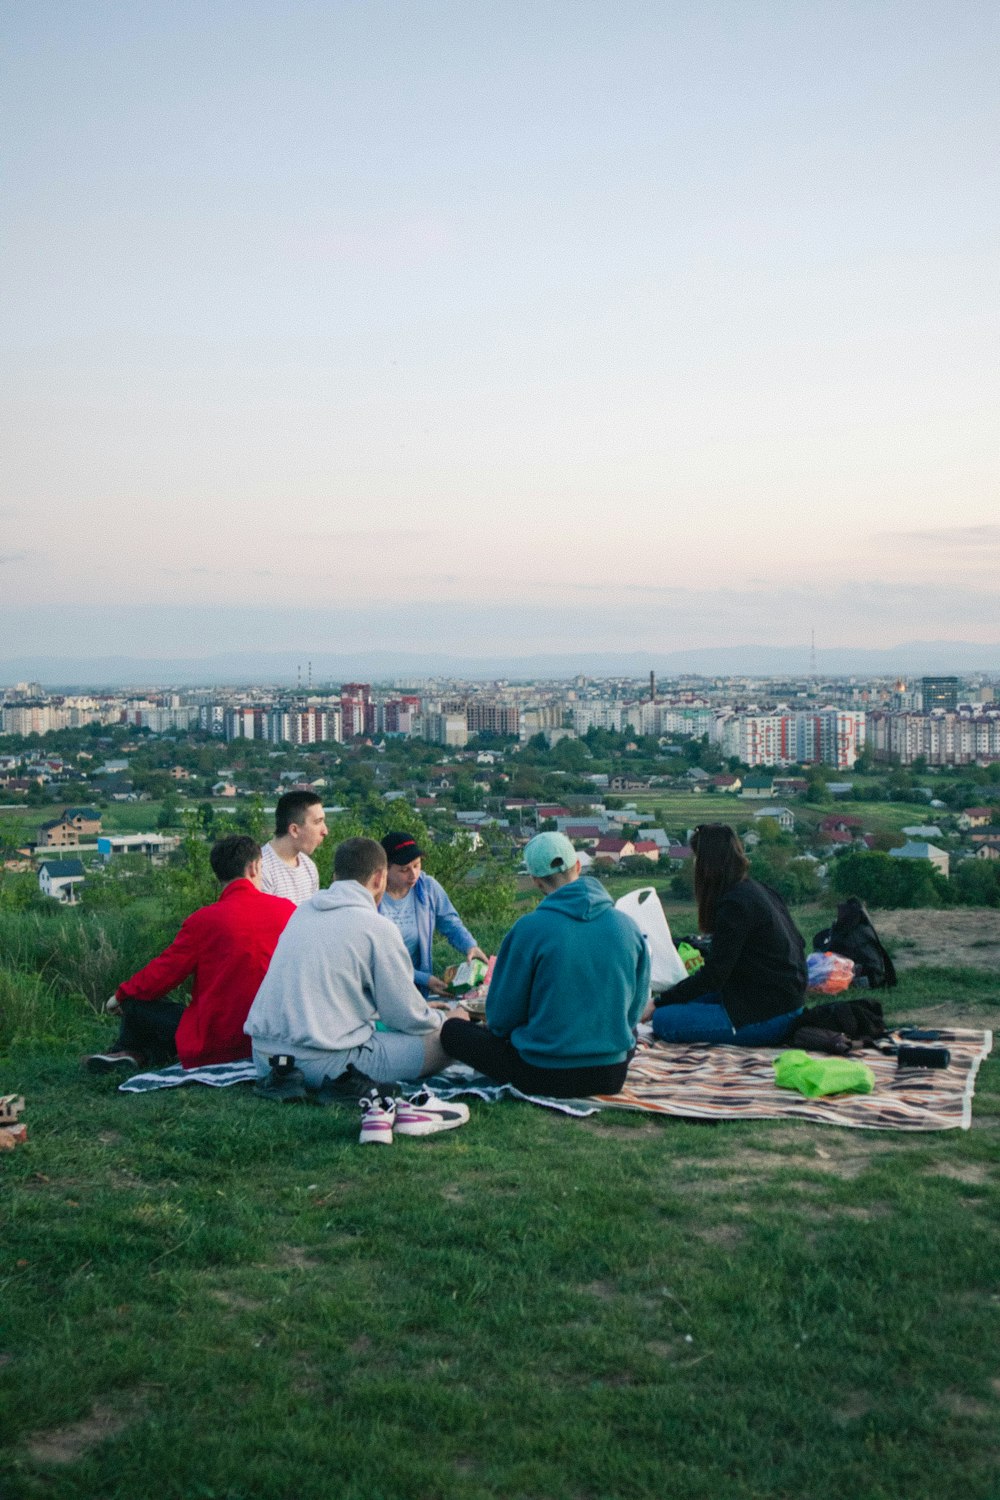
692, 824, 750, 933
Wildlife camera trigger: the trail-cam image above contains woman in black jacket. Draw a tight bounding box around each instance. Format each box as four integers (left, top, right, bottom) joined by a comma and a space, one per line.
649, 824, 806, 1045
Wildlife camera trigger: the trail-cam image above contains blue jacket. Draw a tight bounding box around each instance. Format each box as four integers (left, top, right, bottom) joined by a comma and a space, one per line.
380, 873, 475, 994
486, 878, 650, 1069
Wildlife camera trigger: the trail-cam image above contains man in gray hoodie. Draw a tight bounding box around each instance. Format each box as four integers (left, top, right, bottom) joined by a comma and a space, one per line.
245, 837, 463, 1087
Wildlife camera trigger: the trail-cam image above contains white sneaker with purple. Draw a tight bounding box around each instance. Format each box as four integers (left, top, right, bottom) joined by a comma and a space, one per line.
394, 1090, 470, 1137
358, 1092, 396, 1145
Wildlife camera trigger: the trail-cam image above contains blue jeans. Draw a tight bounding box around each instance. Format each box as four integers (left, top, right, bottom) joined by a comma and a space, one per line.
651, 993, 802, 1047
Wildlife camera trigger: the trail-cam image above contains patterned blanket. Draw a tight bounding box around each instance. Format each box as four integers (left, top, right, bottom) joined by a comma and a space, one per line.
116, 1028, 993, 1130
593, 1027, 994, 1131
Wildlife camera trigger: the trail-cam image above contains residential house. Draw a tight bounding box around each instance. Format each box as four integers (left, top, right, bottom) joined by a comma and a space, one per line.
901, 825, 943, 840
975, 841, 1000, 862
819, 815, 863, 836
593, 838, 636, 864
958, 807, 994, 830
664, 843, 693, 867
709, 773, 741, 792
36, 807, 103, 847
38, 859, 86, 902
889, 842, 949, 877
97, 834, 180, 862
753, 805, 795, 833
631, 840, 660, 862
740, 773, 774, 799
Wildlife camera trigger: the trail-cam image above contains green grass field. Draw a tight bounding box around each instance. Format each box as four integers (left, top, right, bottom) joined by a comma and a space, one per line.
614, 790, 952, 841
2, 967, 998, 1499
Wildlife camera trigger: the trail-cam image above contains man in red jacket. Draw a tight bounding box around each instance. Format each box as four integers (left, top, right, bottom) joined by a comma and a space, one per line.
84, 835, 295, 1074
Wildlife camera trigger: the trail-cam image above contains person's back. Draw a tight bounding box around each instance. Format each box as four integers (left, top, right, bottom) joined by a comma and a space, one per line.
488, 878, 647, 1068
170, 880, 295, 1064
245, 836, 450, 1090
440, 832, 649, 1098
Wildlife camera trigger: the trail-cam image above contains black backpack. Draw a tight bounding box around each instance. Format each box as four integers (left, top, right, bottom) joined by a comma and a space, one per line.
796, 997, 889, 1041
813, 897, 897, 990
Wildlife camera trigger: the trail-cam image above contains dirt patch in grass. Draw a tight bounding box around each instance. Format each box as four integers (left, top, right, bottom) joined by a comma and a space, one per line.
440, 1184, 465, 1203
926, 1162, 992, 1185
275, 1244, 322, 1270
833, 1391, 875, 1423
877, 910, 1000, 972
578, 1279, 620, 1301
938, 1391, 994, 1419
692, 1222, 746, 1247
582, 1118, 661, 1139
683, 1145, 891, 1181
209, 1289, 264, 1312
26, 1403, 131, 1465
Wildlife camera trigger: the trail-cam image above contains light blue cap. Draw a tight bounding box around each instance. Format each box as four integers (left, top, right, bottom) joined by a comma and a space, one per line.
523, 831, 579, 878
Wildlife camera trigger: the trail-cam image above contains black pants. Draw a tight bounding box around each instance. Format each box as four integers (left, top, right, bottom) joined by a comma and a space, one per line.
114, 998, 183, 1066
440, 1019, 630, 1098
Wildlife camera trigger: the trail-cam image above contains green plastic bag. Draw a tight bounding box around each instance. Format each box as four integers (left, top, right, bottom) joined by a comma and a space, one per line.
773, 1050, 876, 1099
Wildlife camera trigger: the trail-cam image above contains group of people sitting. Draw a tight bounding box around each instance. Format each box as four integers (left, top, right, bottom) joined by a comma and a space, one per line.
86, 790, 809, 1101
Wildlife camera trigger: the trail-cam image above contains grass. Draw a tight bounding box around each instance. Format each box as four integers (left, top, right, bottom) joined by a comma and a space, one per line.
613, 790, 955, 840
1, 968, 998, 1498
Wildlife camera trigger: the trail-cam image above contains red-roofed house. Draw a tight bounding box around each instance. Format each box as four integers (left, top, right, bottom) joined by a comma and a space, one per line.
593, 838, 635, 864
819, 815, 864, 835
631, 841, 660, 861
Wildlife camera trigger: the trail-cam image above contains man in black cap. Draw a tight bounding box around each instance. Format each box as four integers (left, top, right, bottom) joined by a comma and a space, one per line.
379, 831, 487, 996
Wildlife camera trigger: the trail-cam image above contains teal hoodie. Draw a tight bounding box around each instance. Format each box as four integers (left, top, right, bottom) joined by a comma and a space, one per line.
486, 878, 650, 1069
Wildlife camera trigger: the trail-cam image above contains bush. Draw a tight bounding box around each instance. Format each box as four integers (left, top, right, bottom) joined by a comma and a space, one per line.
829, 851, 950, 909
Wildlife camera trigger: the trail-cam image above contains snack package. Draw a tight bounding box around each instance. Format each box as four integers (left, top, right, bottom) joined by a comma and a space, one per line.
448, 957, 488, 995
677, 942, 705, 976
806, 951, 855, 996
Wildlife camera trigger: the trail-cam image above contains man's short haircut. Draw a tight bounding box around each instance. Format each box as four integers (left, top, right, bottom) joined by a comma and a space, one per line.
274, 790, 323, 837
210, 834, 261, 884
334, 836, 387, 885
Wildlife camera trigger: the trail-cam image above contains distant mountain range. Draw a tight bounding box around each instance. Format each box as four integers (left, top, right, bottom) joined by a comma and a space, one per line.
2, 641, 998, 688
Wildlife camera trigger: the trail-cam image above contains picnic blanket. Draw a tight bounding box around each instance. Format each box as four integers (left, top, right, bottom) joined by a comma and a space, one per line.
116, 1028, 993, 1130
591, 1027, 994, 1131
116, 1060, 597, 1116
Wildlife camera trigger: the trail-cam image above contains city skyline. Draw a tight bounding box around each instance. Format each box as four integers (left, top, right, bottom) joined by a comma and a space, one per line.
3, 3, 997, 657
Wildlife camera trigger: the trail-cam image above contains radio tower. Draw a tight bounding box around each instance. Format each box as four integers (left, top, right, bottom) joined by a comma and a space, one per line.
809, 629, 817, 684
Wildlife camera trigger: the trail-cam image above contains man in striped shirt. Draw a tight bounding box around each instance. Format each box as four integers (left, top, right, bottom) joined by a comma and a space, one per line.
260, 790, 329, 904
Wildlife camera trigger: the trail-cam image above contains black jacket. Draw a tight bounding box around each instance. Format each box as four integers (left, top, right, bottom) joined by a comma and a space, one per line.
655, 878, 807, 1030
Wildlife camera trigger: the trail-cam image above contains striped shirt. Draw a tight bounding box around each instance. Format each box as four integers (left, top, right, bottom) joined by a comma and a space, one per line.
260, 842, 319, 905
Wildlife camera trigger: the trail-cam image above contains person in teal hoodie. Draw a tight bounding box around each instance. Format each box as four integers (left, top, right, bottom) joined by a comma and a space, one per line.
440, 832, 650, 1097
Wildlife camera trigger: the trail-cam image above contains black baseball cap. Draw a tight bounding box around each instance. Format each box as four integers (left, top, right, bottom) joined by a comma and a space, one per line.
381, 832, 426, 866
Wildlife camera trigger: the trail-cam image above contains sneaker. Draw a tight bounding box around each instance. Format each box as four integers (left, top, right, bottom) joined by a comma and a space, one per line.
84, 1050, 146, 1075
314, 1063, 386, 1107
254, 1054, 308, 1103
358, 1090, 396, 1145
393, 1090, 470, 1137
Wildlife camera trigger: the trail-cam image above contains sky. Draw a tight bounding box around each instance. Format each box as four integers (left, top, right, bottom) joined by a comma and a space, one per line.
1, 1, 998, 663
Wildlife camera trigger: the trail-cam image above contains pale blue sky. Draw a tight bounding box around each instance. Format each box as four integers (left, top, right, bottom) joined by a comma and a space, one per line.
2, 1, 997, 659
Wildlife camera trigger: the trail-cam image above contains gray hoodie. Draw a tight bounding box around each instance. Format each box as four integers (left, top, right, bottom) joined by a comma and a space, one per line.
244, 880, 443, 1054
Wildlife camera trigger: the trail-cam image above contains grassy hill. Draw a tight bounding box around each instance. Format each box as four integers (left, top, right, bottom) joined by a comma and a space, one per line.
1, 910, 998, 1499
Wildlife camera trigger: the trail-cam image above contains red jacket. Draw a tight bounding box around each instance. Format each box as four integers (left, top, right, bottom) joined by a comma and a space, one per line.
117, 879, 295, 1068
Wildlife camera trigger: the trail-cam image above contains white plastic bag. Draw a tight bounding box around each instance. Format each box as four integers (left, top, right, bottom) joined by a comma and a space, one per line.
614, 887, 689, 991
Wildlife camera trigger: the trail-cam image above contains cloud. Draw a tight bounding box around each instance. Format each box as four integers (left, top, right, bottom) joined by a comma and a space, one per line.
873, 524, 1000, 550
0, 551, 31, 565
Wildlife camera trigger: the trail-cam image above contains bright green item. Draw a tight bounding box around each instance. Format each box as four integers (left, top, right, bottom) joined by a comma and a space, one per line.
773, 1050, 875, 1099
448, 958, 487, 995
677, 941, 705, 975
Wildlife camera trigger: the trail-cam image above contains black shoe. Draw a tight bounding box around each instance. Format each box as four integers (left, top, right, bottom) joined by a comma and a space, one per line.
254, 1054, 308, 1103
83, 1049, 146, 1075
313, 1063, 395, 1107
